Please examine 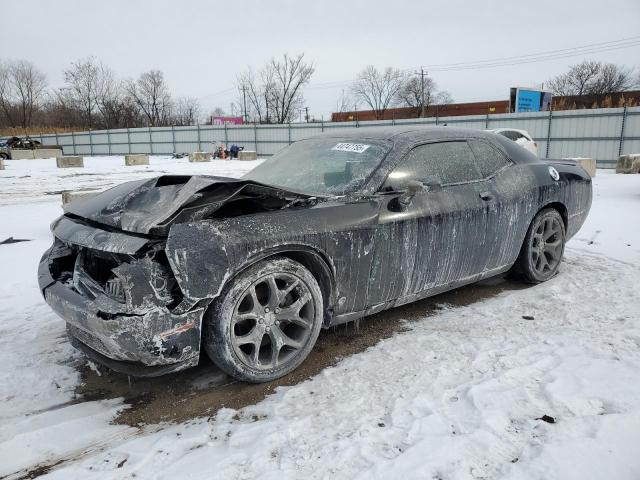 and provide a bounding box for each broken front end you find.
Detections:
[38,215,205,376]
